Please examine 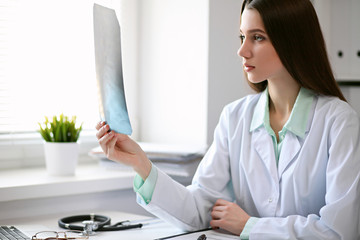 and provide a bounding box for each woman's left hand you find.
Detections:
[210,199,251,236]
